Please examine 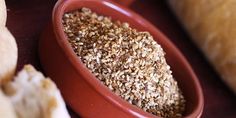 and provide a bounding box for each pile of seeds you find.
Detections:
[62,7,185,118]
